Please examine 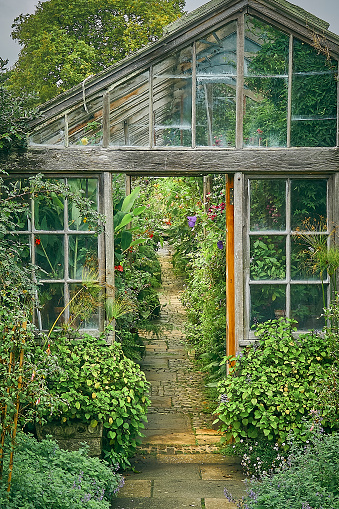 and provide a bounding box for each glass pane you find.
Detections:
[4,179,31,231]
[68,95,103,146]
[244,16,289,147]
[290,119,336,148]
[30,117,66,146]
[250,235,286,280]
[69,283,100,330]
[69,235,98,280]
[250,284,286,326]
[250,179,286,231]
[68,178,98,231]
[34,181,64,230]
[154,78,192,147]
[196,21,237,147]
[291,235,328,280]
[291,284,326,329]
[243,78,288,147]
[291,179,327,230]
[38,283,64,330]
[244,16,289,77]
[196,83,236,147]
[110,71,149,146]
[35,234,64,279]
[291,38,337,147]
